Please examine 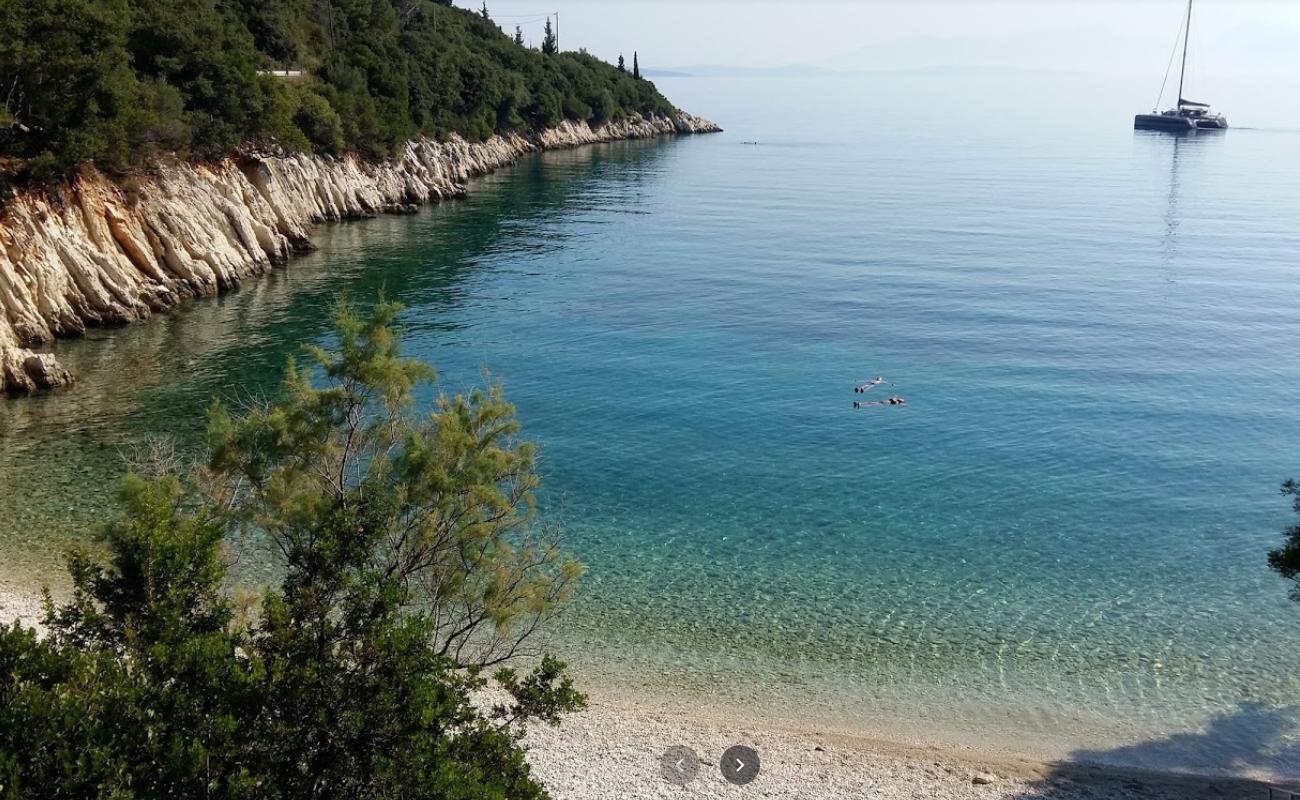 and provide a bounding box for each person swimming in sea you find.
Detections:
[855,376,889,393]
[854,396,905,408]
